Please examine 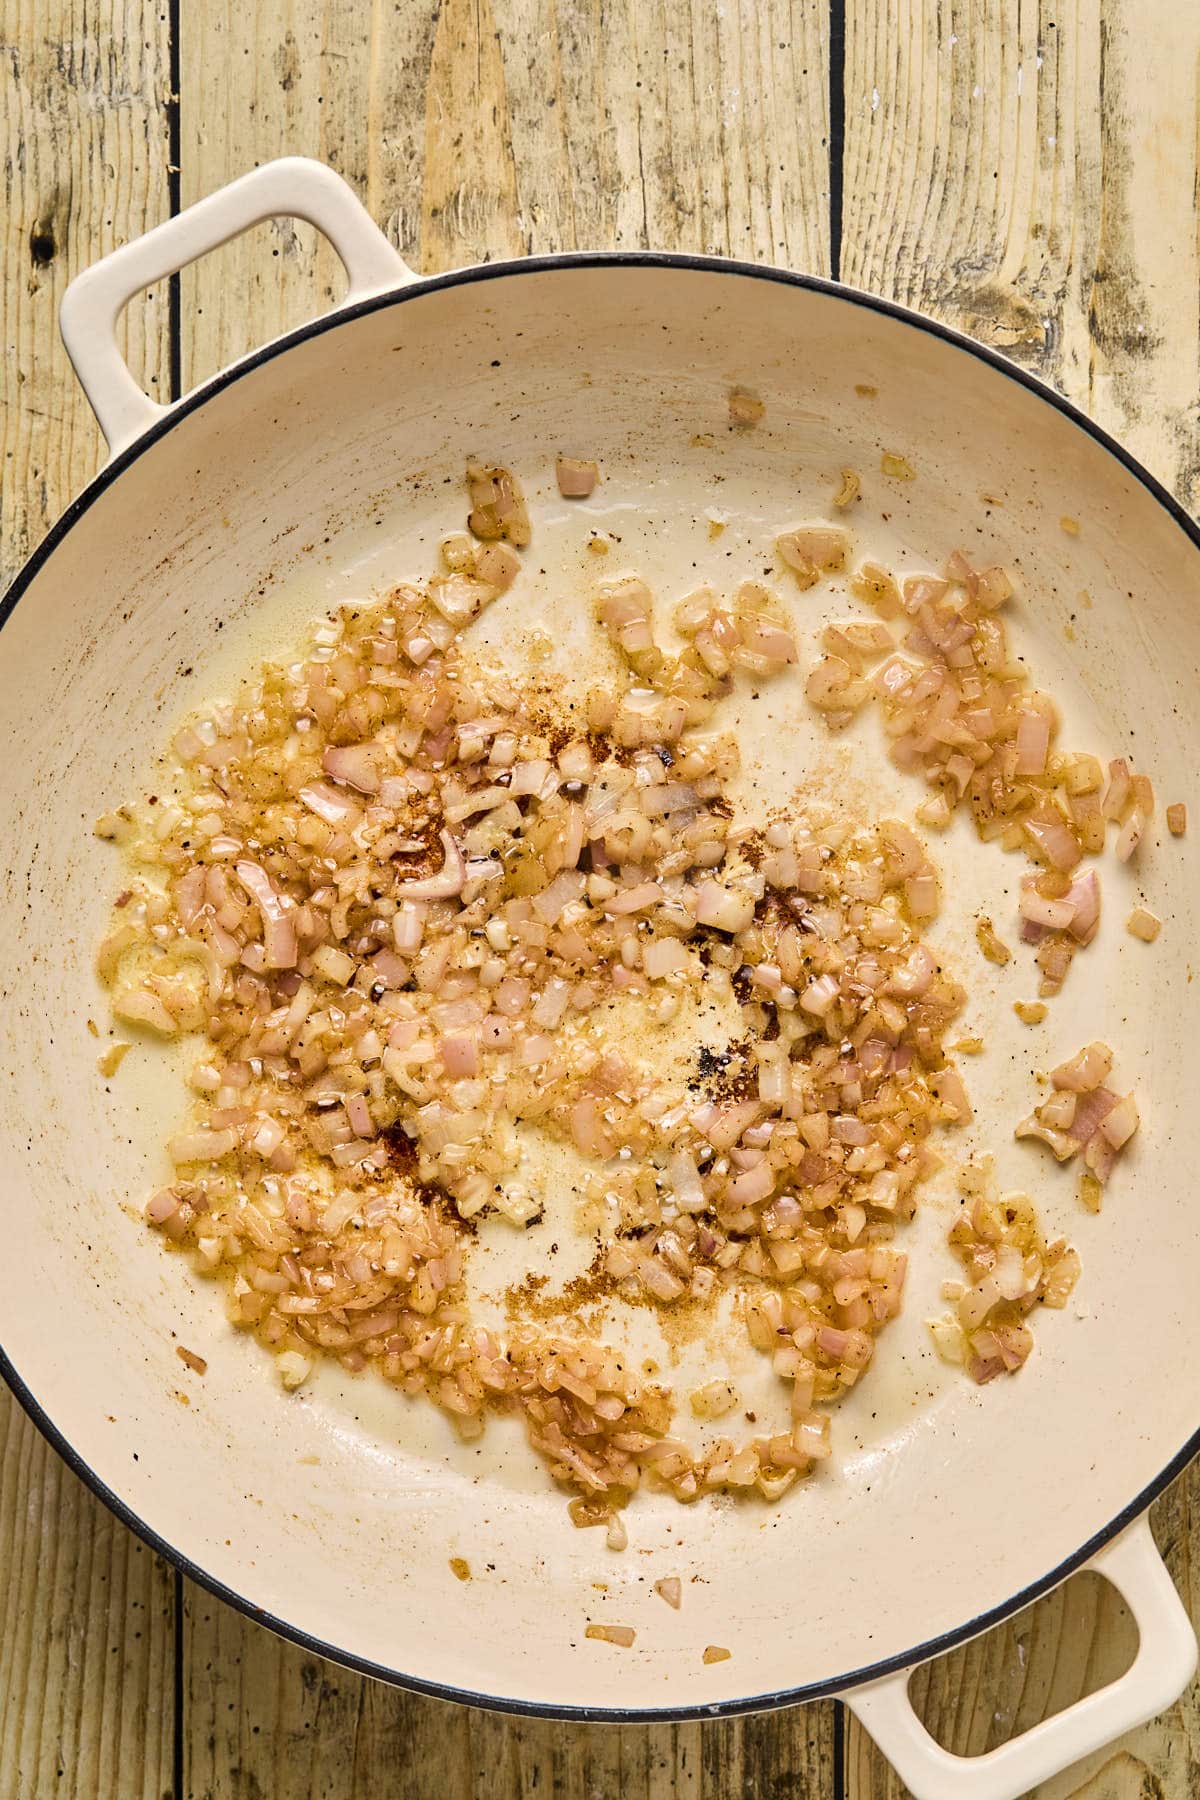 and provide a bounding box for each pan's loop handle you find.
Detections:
[59,156,414,460]
[842,1517,1196,1800]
